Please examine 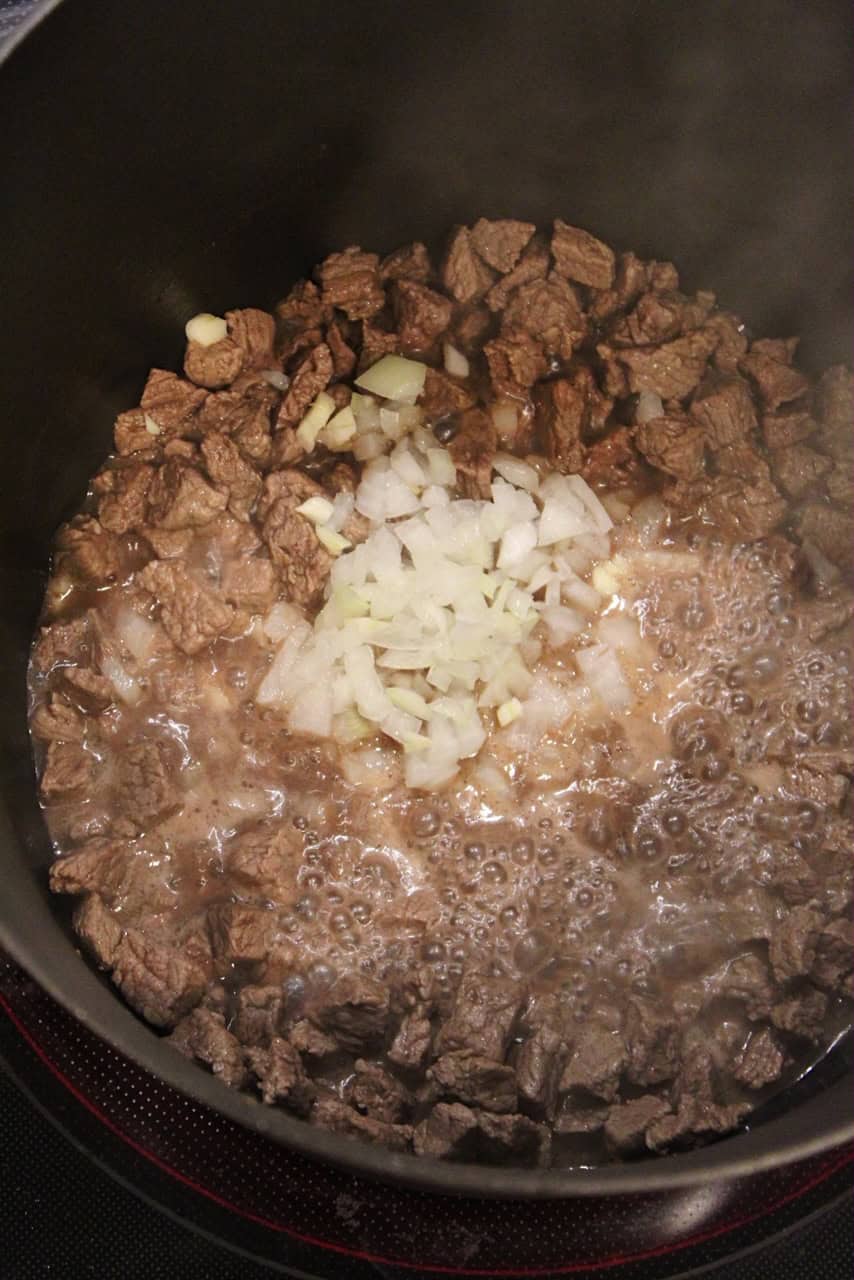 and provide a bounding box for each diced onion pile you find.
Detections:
[256,355,636,790]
